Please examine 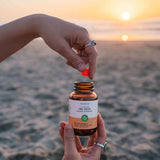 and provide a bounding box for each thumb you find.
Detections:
[64,124,77,154]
